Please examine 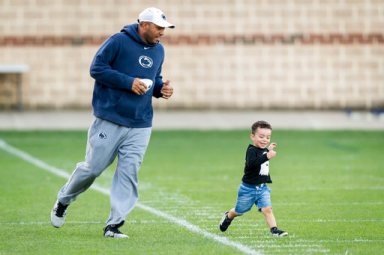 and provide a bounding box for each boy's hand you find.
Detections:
[267,150,277,159]
[267,143,277,159]
[268,143,277,150]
